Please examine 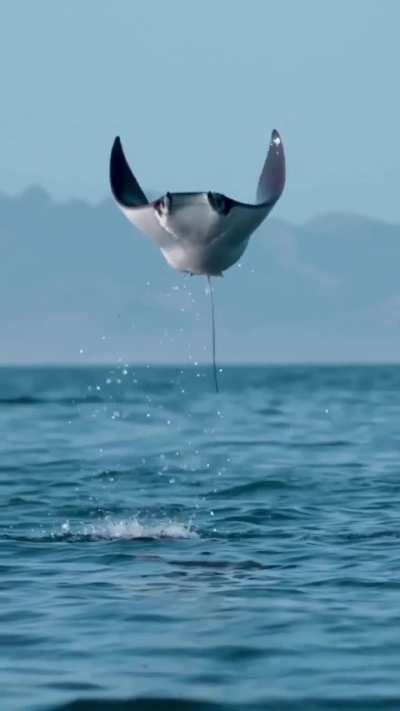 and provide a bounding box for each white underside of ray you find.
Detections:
[120,195,269,275]
[110,129,285,276]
